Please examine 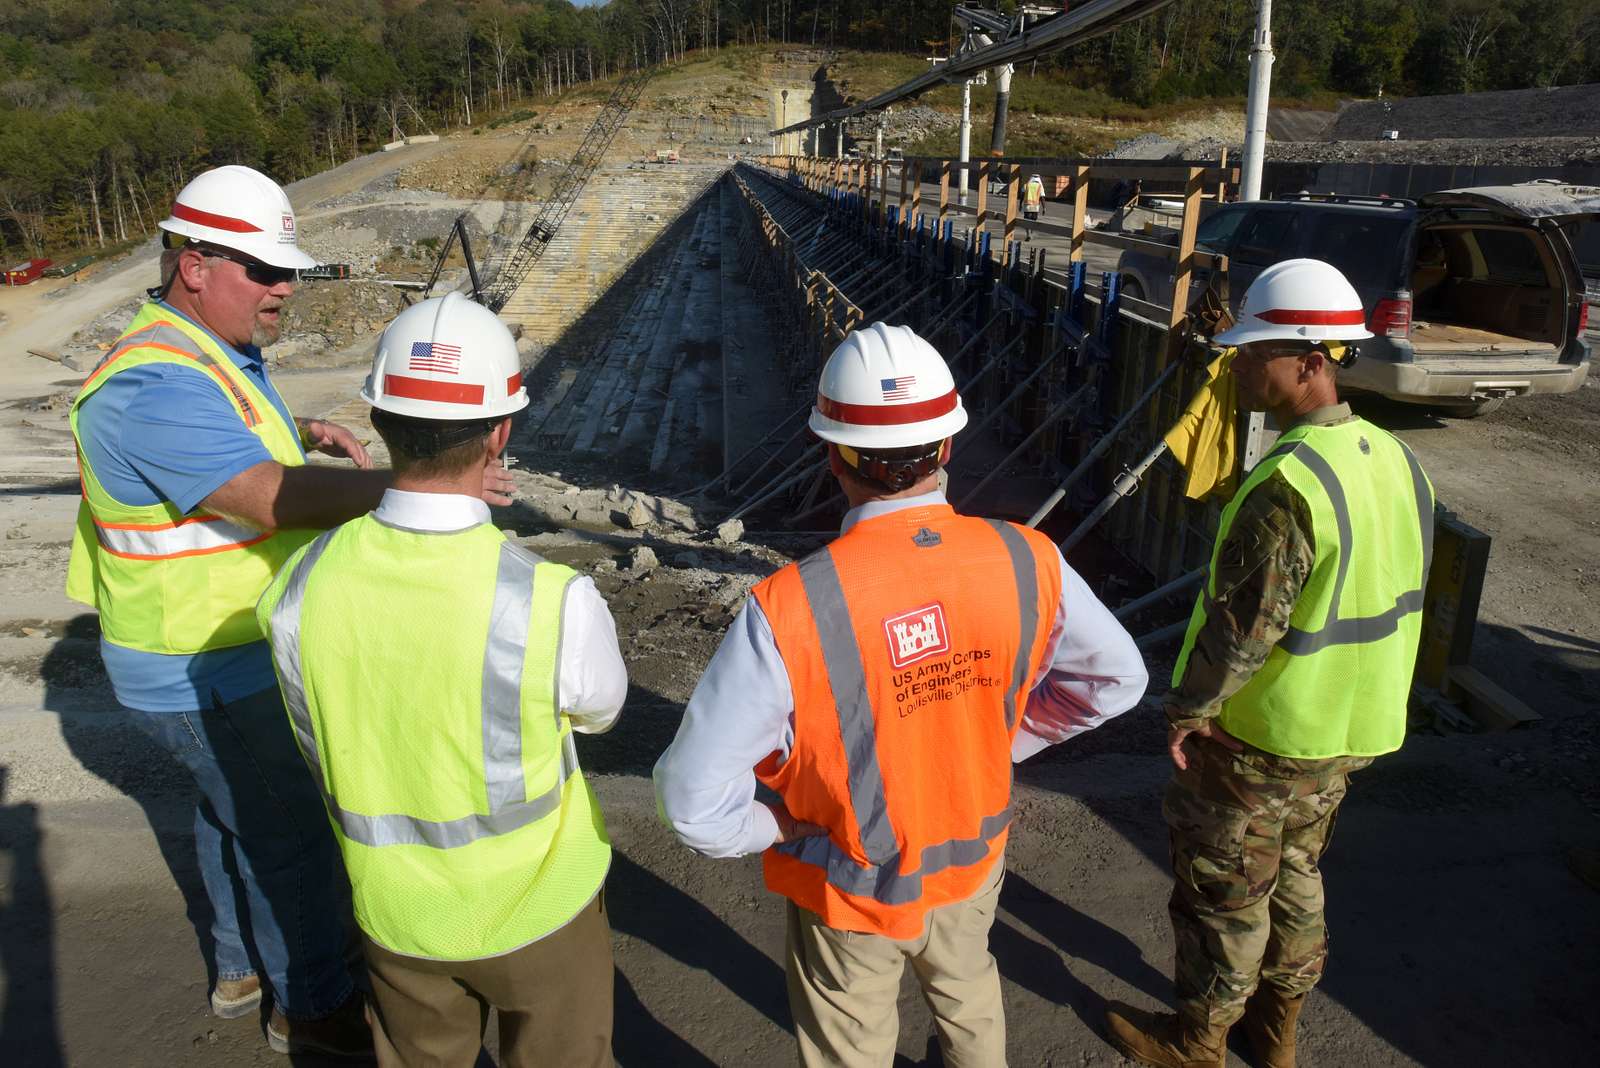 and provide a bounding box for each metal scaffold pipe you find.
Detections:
[1058,438,1171,555]
[953,382,1094,512]
[1113,567,1206,621]
[727,453,826,524]
[1135,619,1191,650]
[956,341,1067,447]
[688,401,811,497]
[1025,356,1184,528]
